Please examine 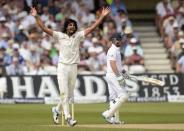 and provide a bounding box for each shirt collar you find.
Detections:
[65,32,77,38]
[112,44,120,50]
